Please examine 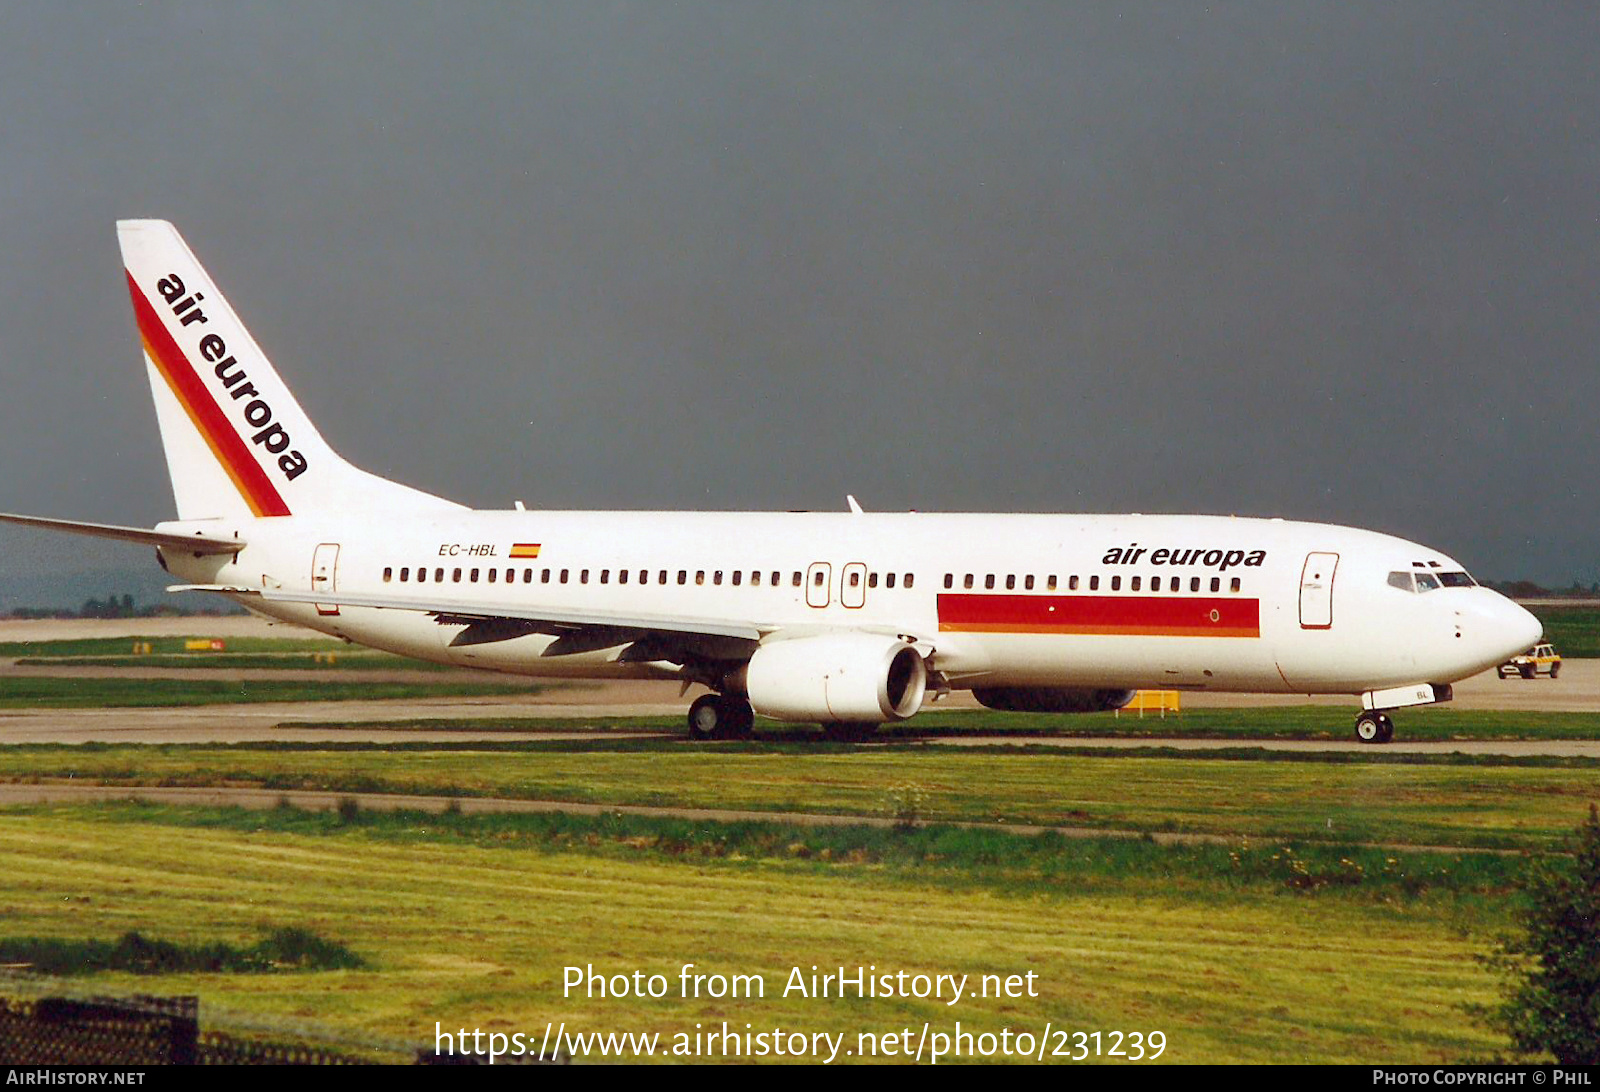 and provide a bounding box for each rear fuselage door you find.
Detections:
[1299,551,1338,629]
[312,542,341,616]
